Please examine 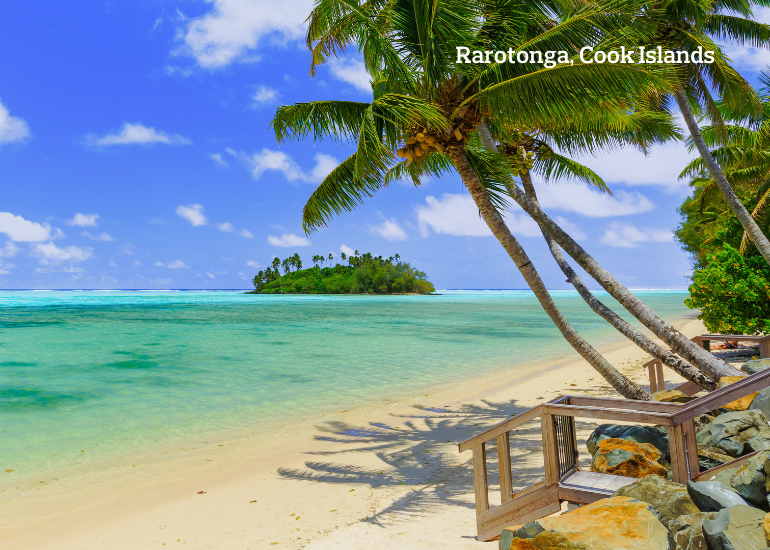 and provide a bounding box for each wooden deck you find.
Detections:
[459,365,770,541]
[693,333,770,358]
